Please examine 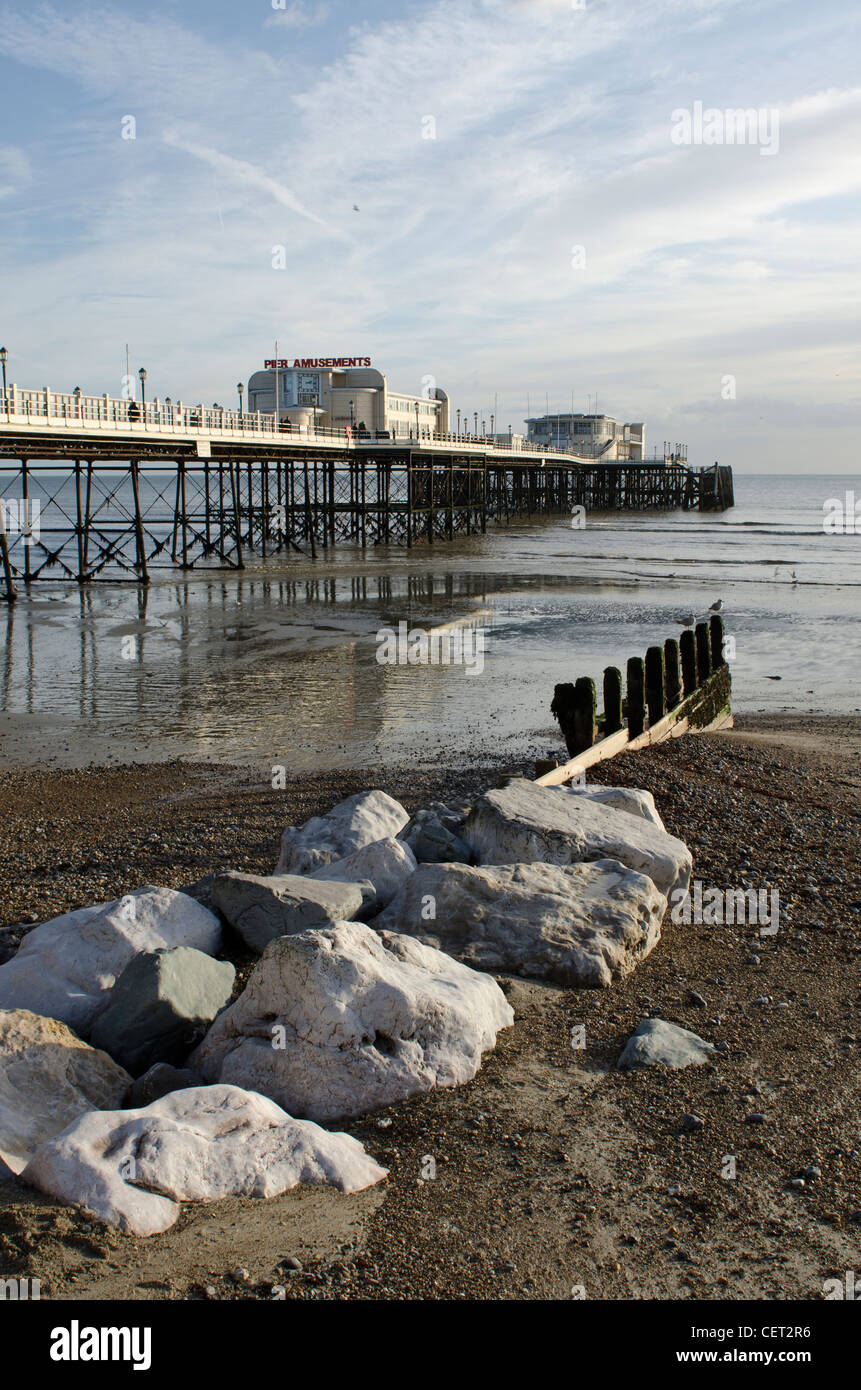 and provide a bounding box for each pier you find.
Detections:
[0,386,733,598]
